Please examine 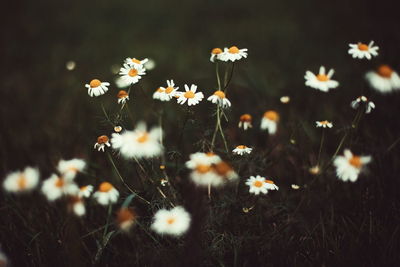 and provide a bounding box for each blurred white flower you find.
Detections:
[316,120,333,128]
[151,206,191,237]
[144,58,156,70]
[185,152,221,169]
[238,114,252,130]
[333,149,371,182]
[207,90,231,108]
[365,64,400,93]
[219,46,248,62]
[41,174,79,201]
[260,110,279,135]
[350,96,375,114]
[85,79,110,97]
[78,185,93,198]
[348,41,379,60]
[280,96,290,104]
[176,84,204,106]
[65,60,76,71]
[116,207,136,232]
[305,66,339,92]
[3,167,39,193]
[68,196,86,217]
[124,57,148,68]
[57,159,86,180]
[93,182,119,206]
[232,145,253,155]
[114,126,123,133]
